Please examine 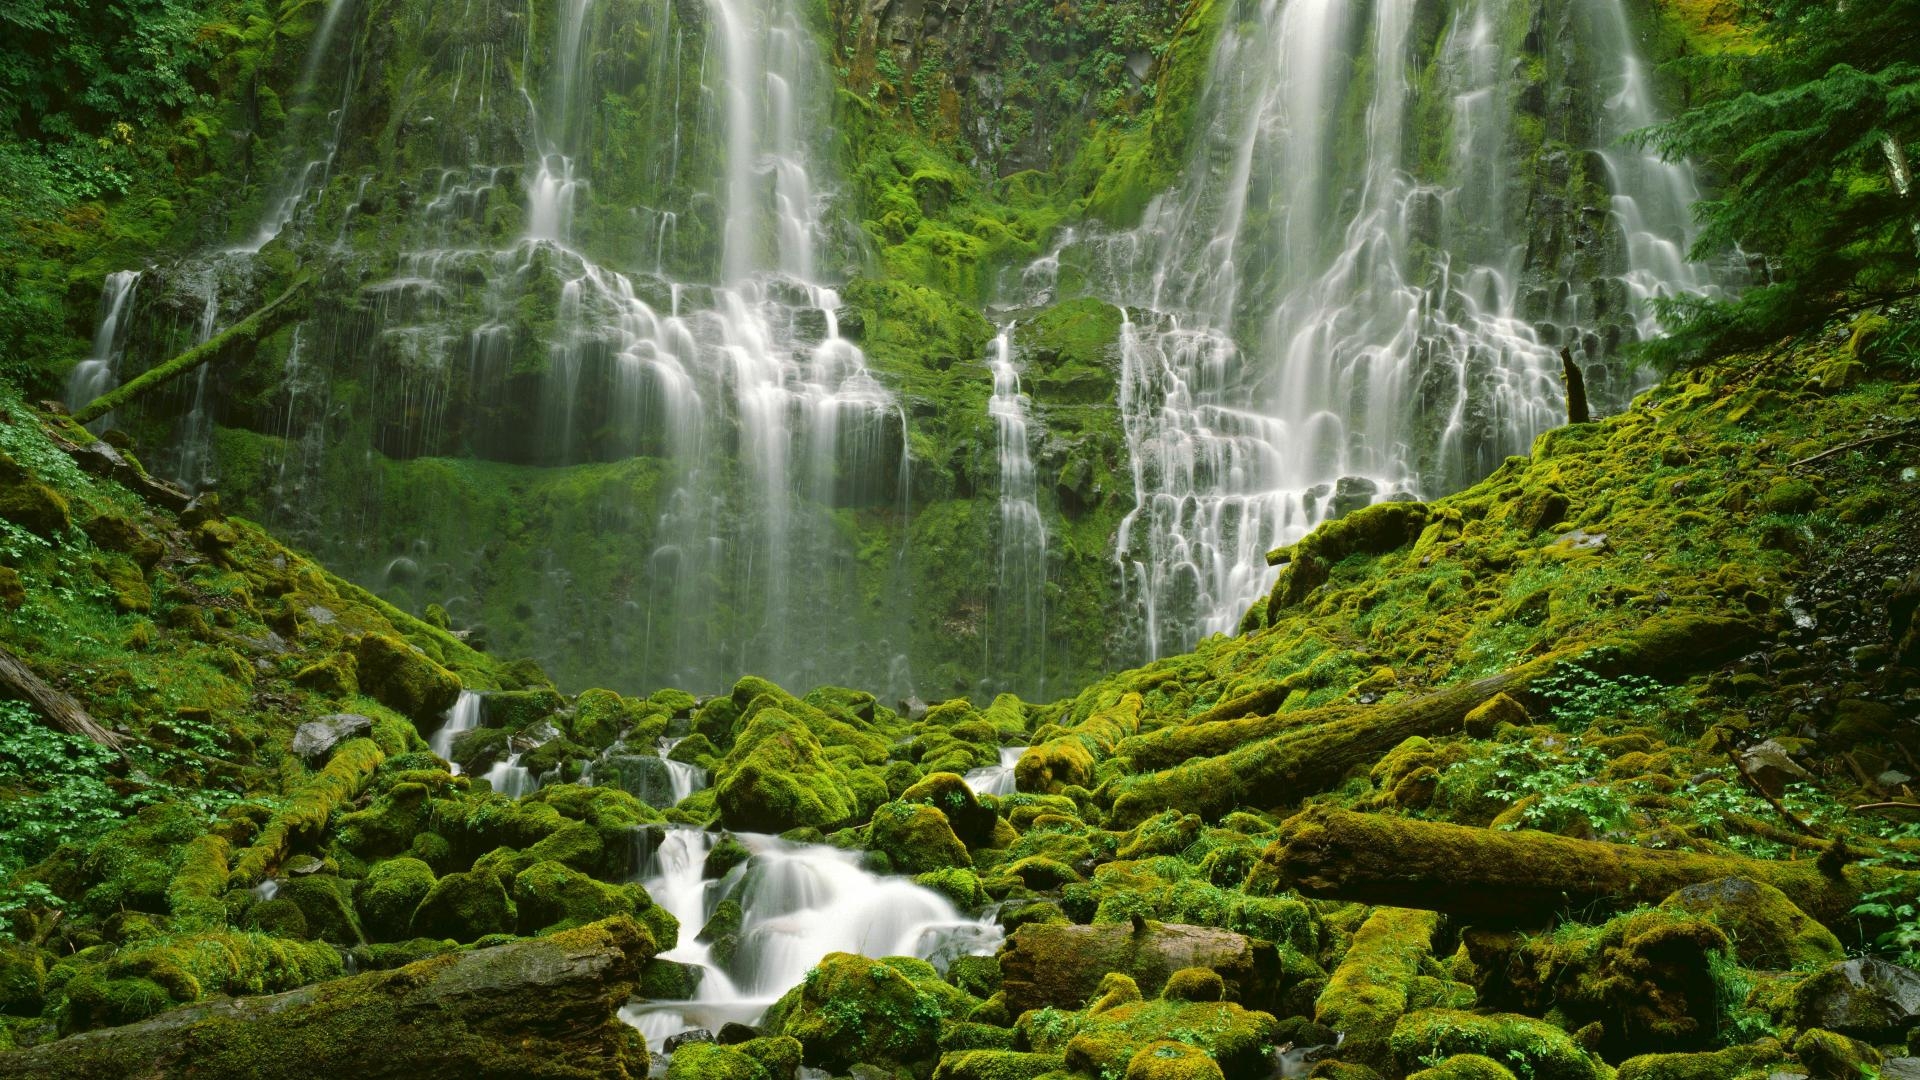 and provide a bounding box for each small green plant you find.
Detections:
[1483,739,1634,836]
[1532,653,1675,728]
